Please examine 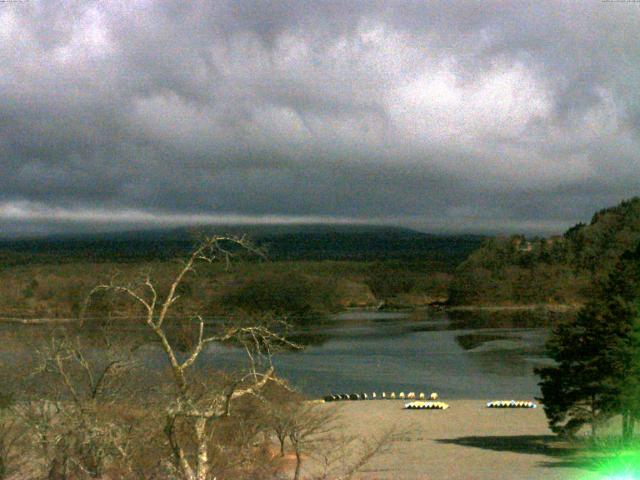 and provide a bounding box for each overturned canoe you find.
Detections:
[486,400,537,408]
[404,401,449,410]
